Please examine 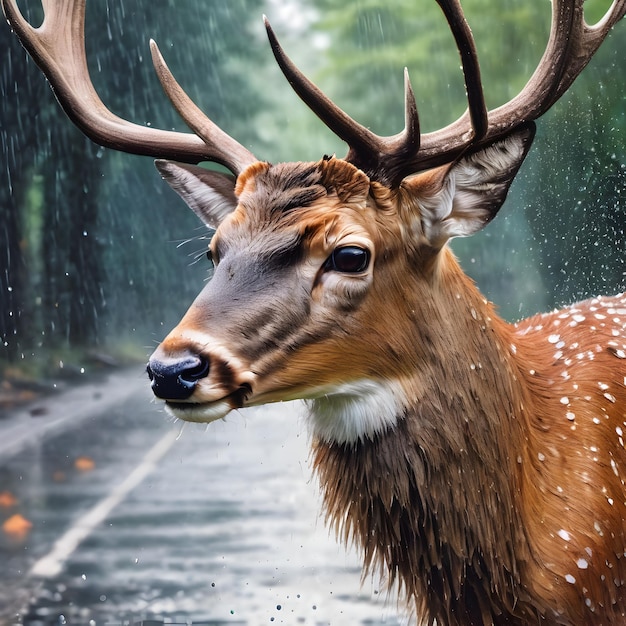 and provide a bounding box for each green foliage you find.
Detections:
[311,0,548,132]
[83,0,271,348]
